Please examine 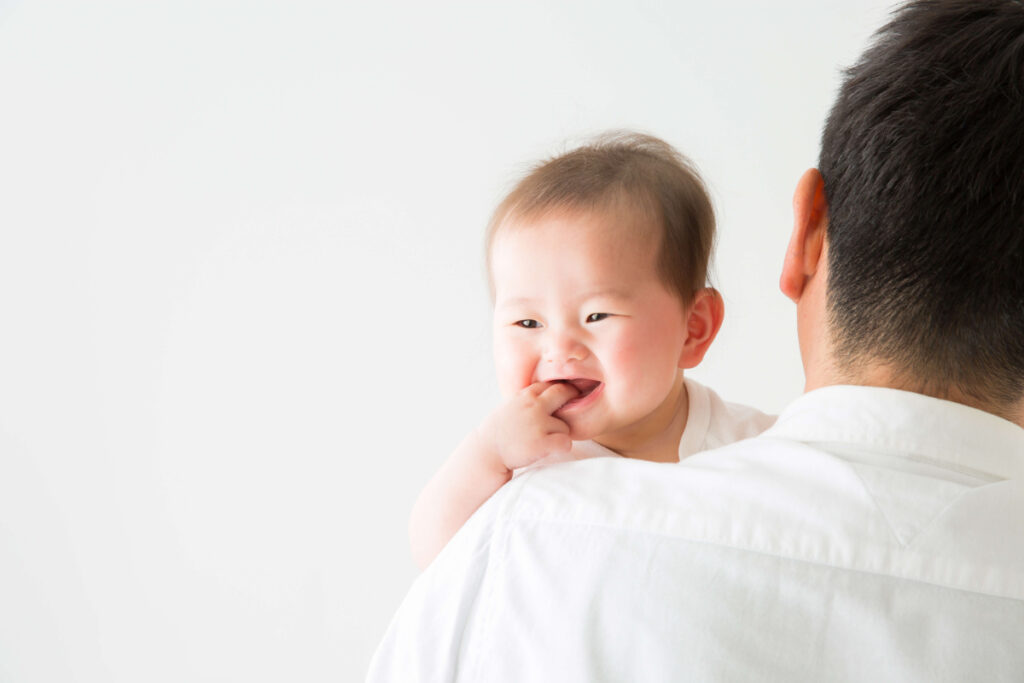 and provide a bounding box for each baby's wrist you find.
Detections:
[466,427,512,479]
